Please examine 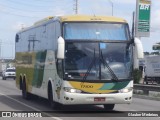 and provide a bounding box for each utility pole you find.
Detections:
[108,0,113,16]
[73,0,78,14]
